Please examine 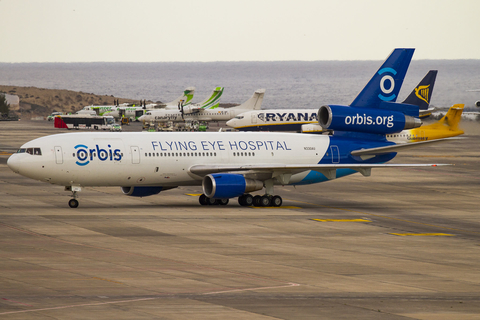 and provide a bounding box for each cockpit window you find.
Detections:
[17,148,42,155]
